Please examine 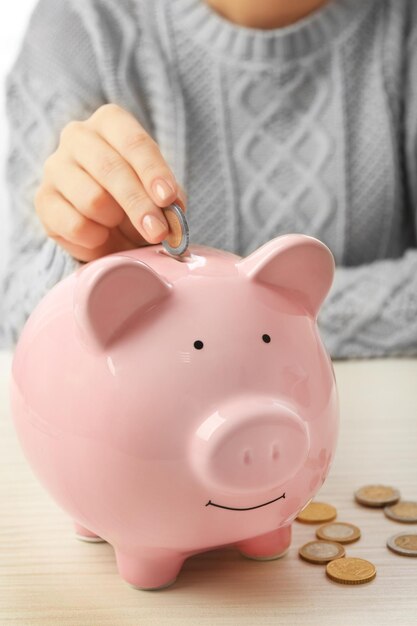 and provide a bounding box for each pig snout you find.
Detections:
[191,399,310,494]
